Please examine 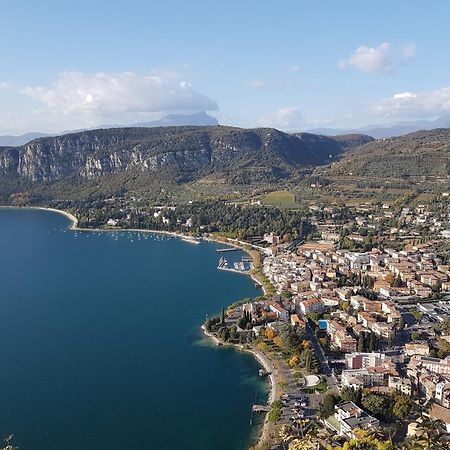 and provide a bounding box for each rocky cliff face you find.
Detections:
[0,126,368,182]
